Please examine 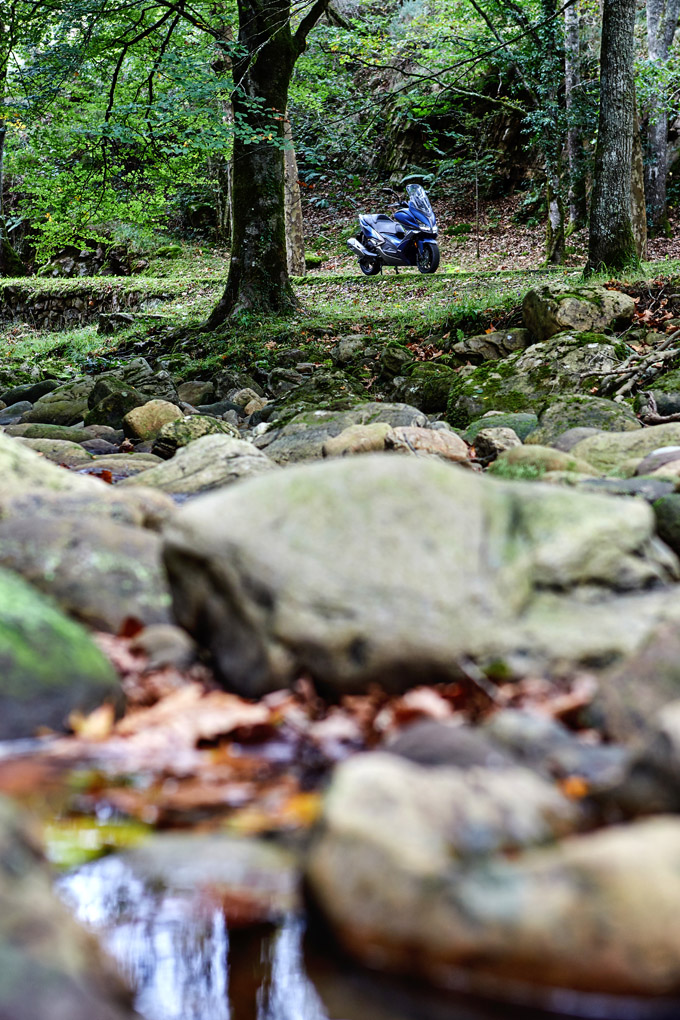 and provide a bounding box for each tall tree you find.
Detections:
[564,0,587,226]
[205,0,329,325]
[645,0,680,234]
[586,0,638,272]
